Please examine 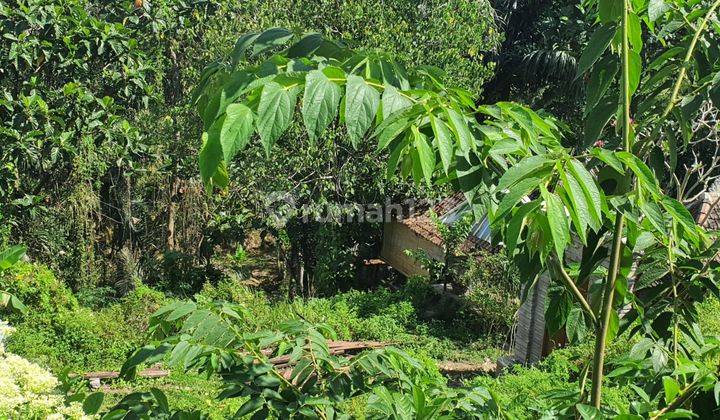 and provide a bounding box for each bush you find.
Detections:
[469,345,634,417]
[2,0,501,297]
[699,296,720,336]
[205,0,499,92]
[0,262,78,317]
[0,323,86,419]
[4,270,167,371]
